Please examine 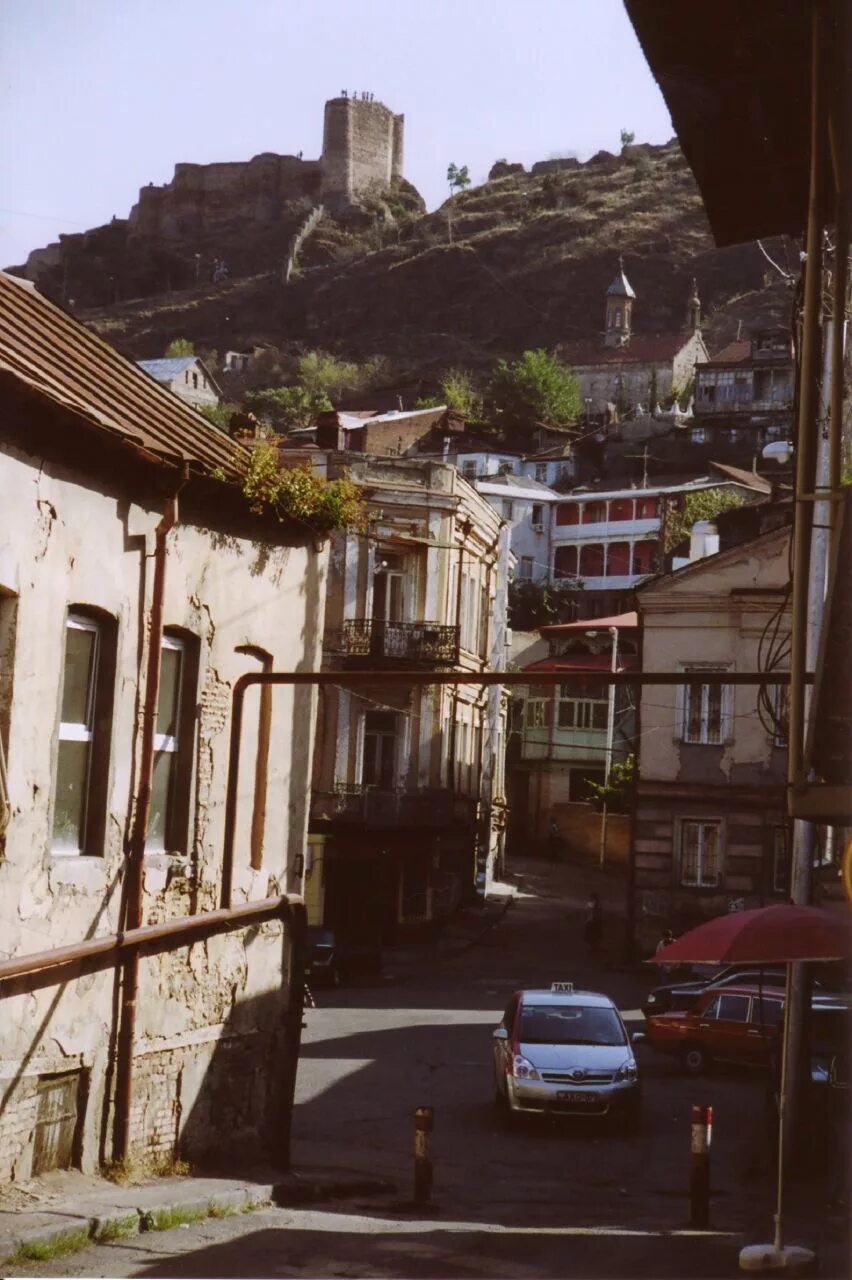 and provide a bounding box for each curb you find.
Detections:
[1,1170,395,1268]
